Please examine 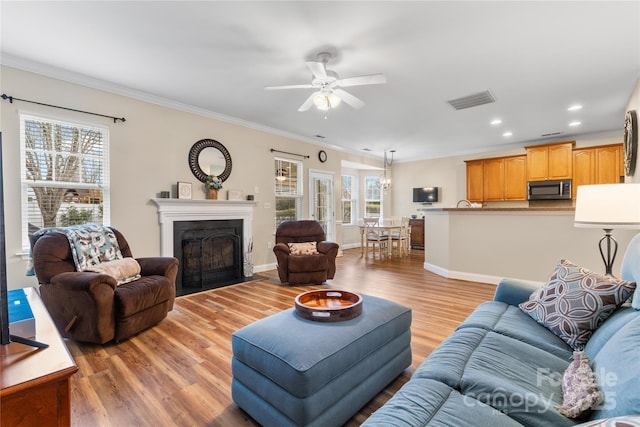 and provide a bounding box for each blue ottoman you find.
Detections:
[231,294,412,427]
